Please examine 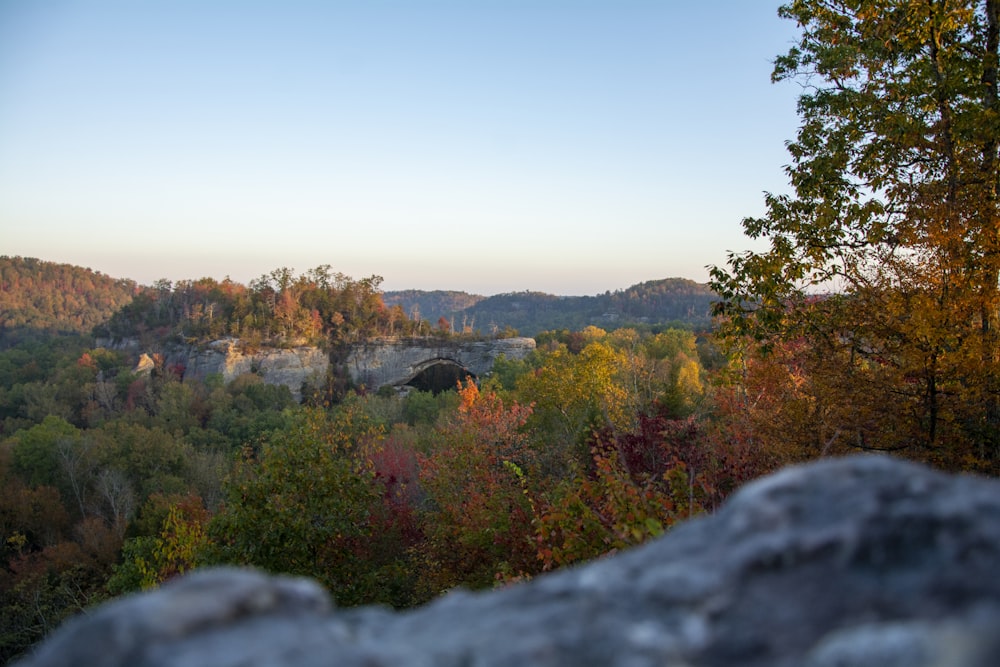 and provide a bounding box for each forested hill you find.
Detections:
[0,256,137,344]
[384,278,716,337]
[381,290,486,323]
[1,257,715,345]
